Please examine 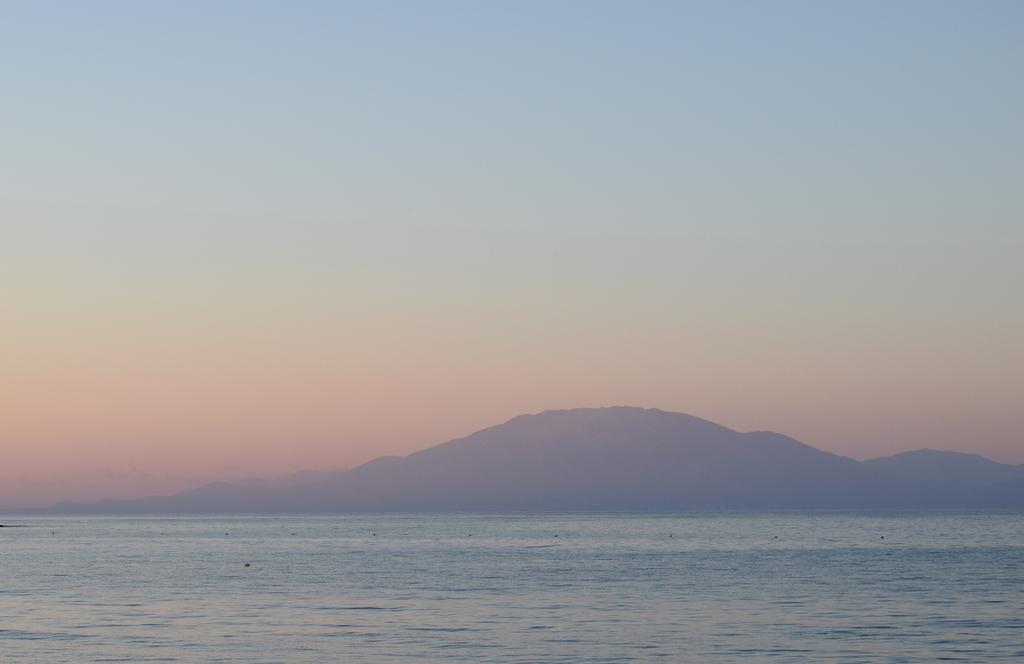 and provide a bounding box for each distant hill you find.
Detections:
[36,408,1024,513]
[232,468,349,489]
[863,449,1024,487]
